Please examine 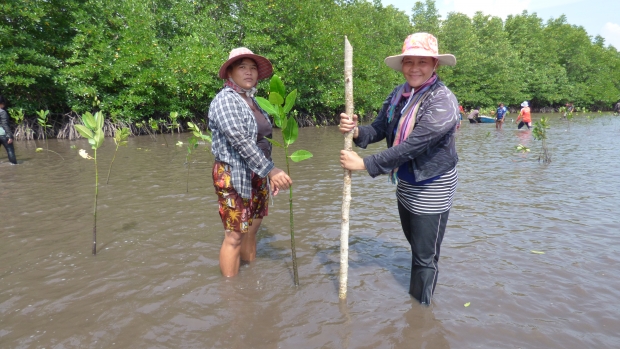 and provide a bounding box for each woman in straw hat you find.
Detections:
[209,47,292,277]
[338,33,459,305]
